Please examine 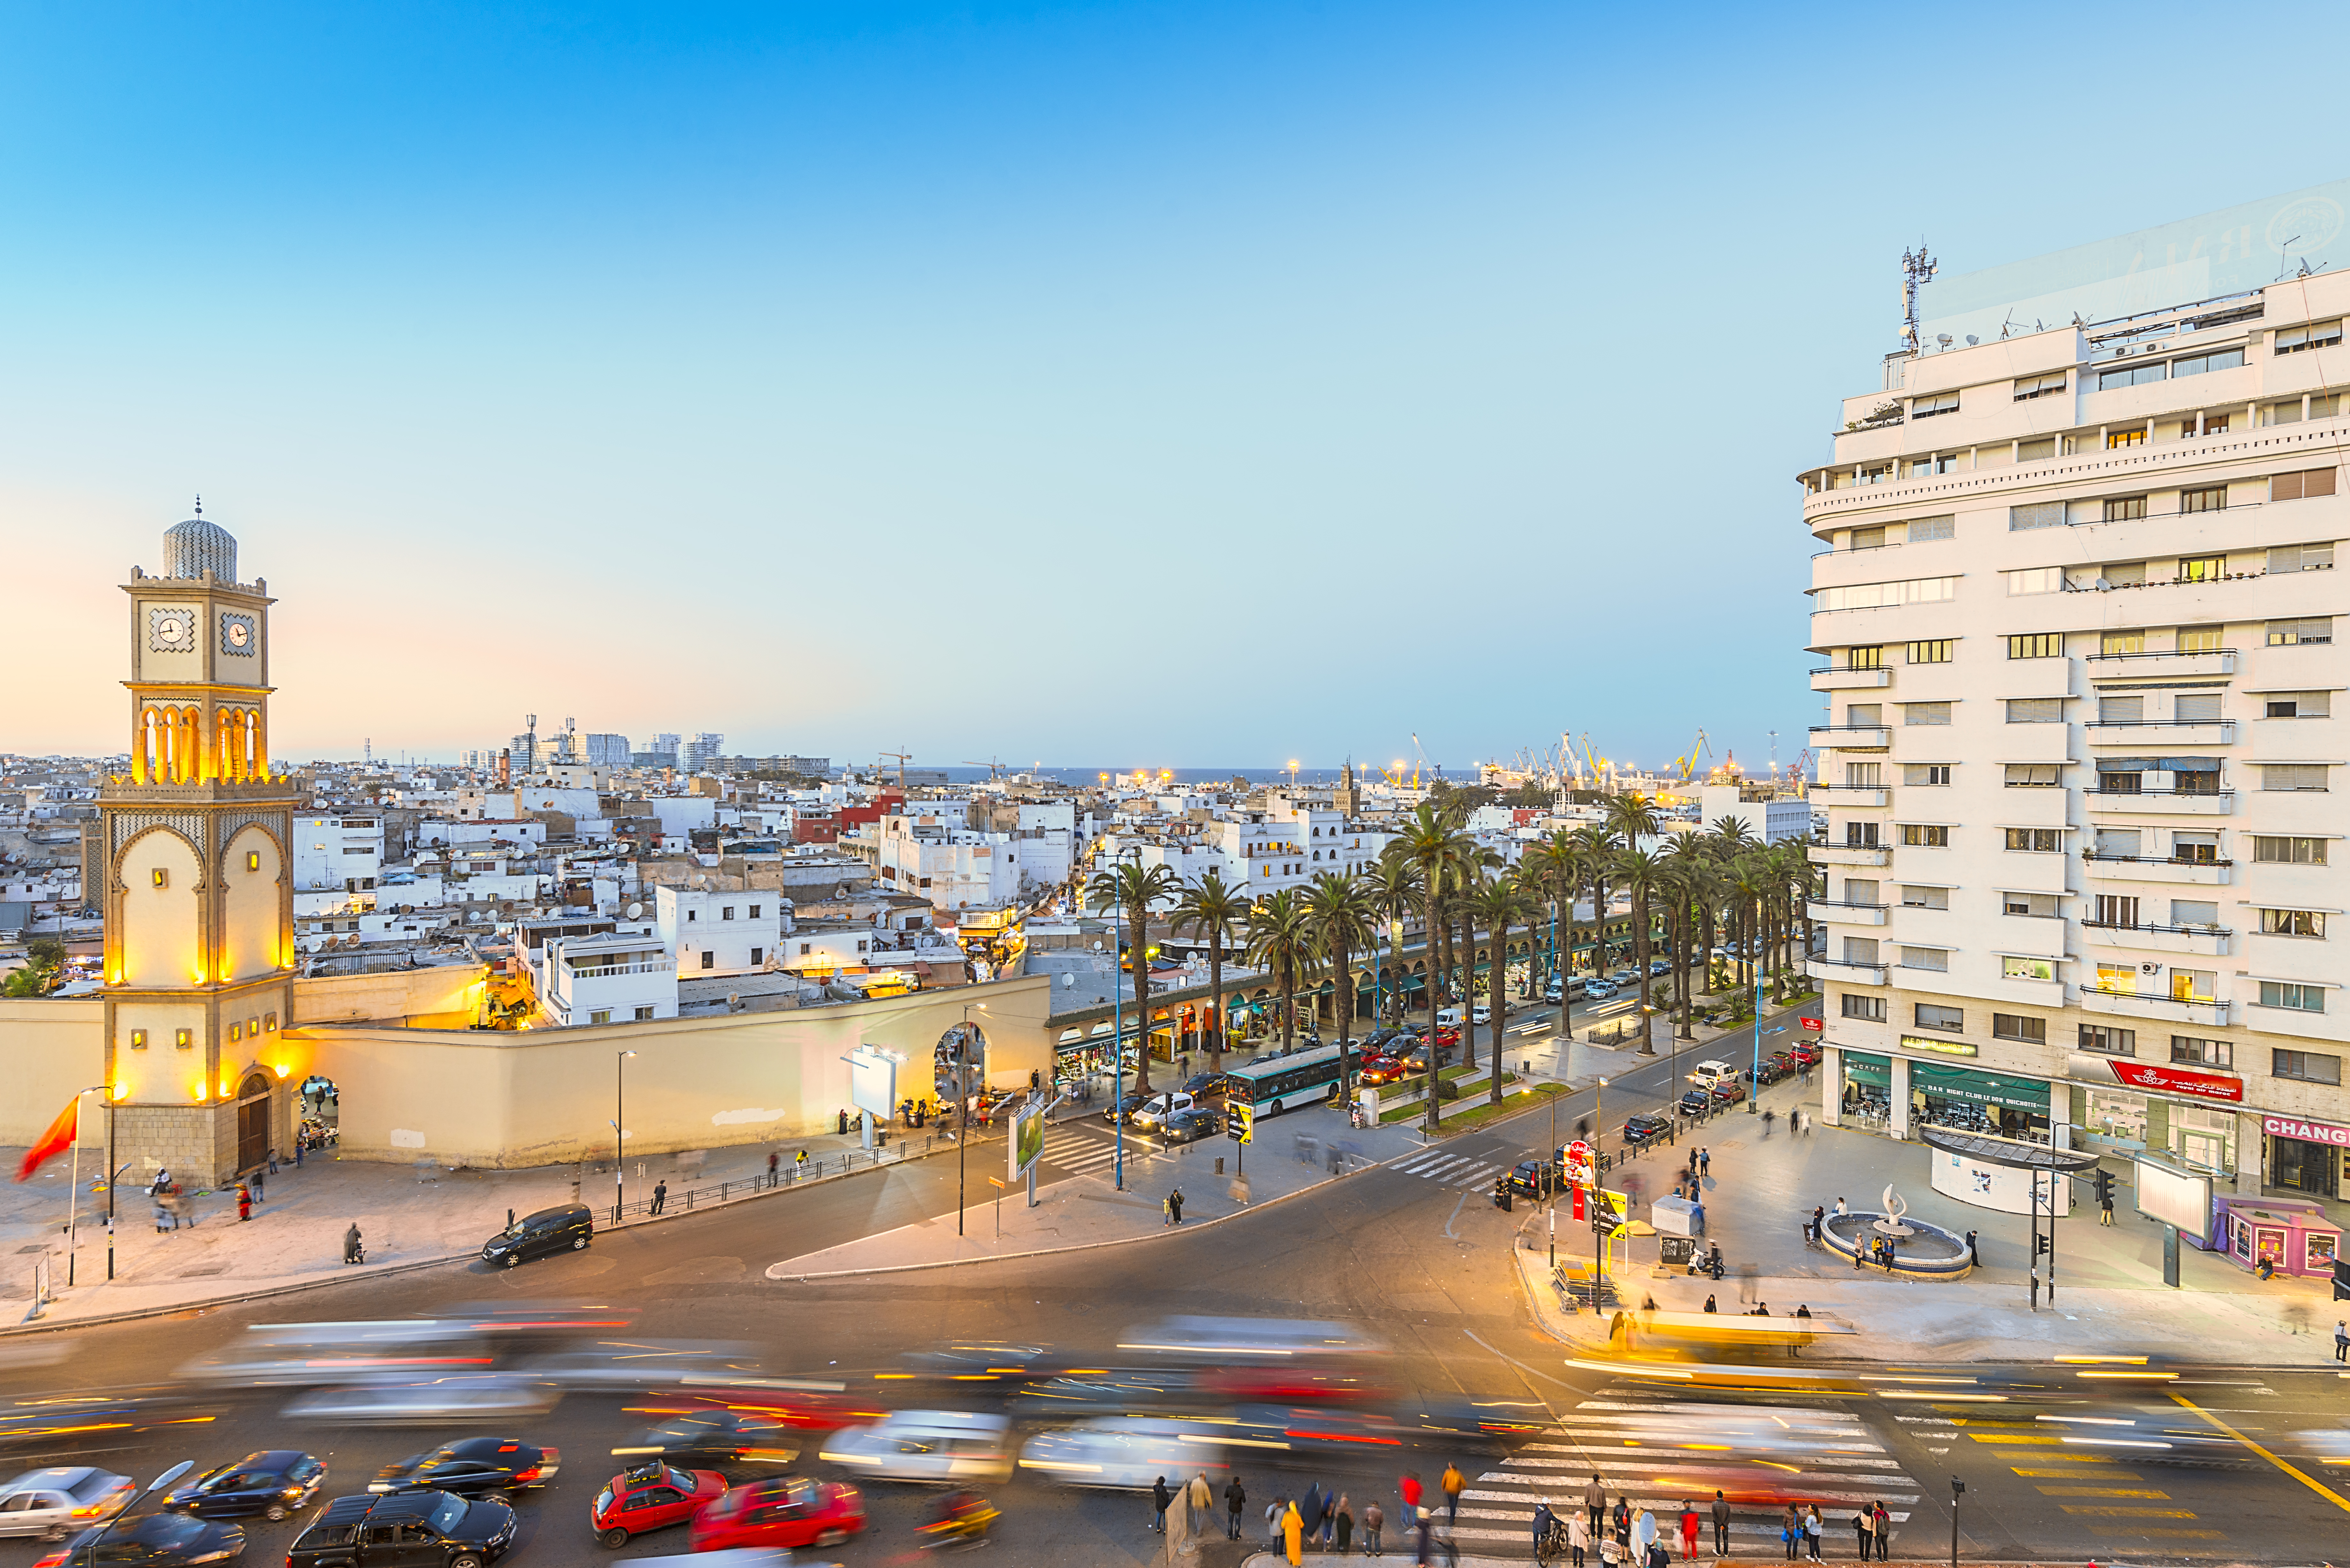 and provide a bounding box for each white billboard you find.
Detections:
[844,1045,900,1120]
[1010,1098,1045,1181]
[2133,1159,2211,1243]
